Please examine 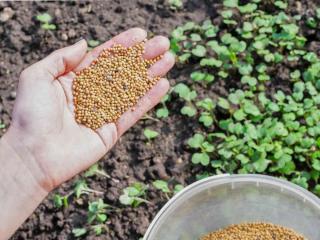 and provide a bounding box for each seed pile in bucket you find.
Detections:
[201,222,306,240]
[73,41,161,130]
